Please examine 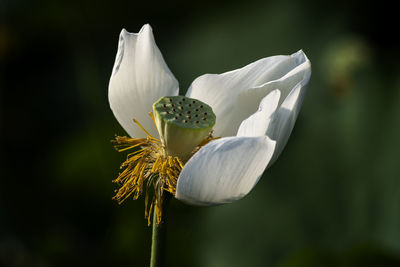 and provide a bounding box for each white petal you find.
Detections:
[237,89,281,137]
[186,51,308,137]
[235,50,310,122]
[109,24,179,138]
[266,63,311,165]
[175,136,276,206]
